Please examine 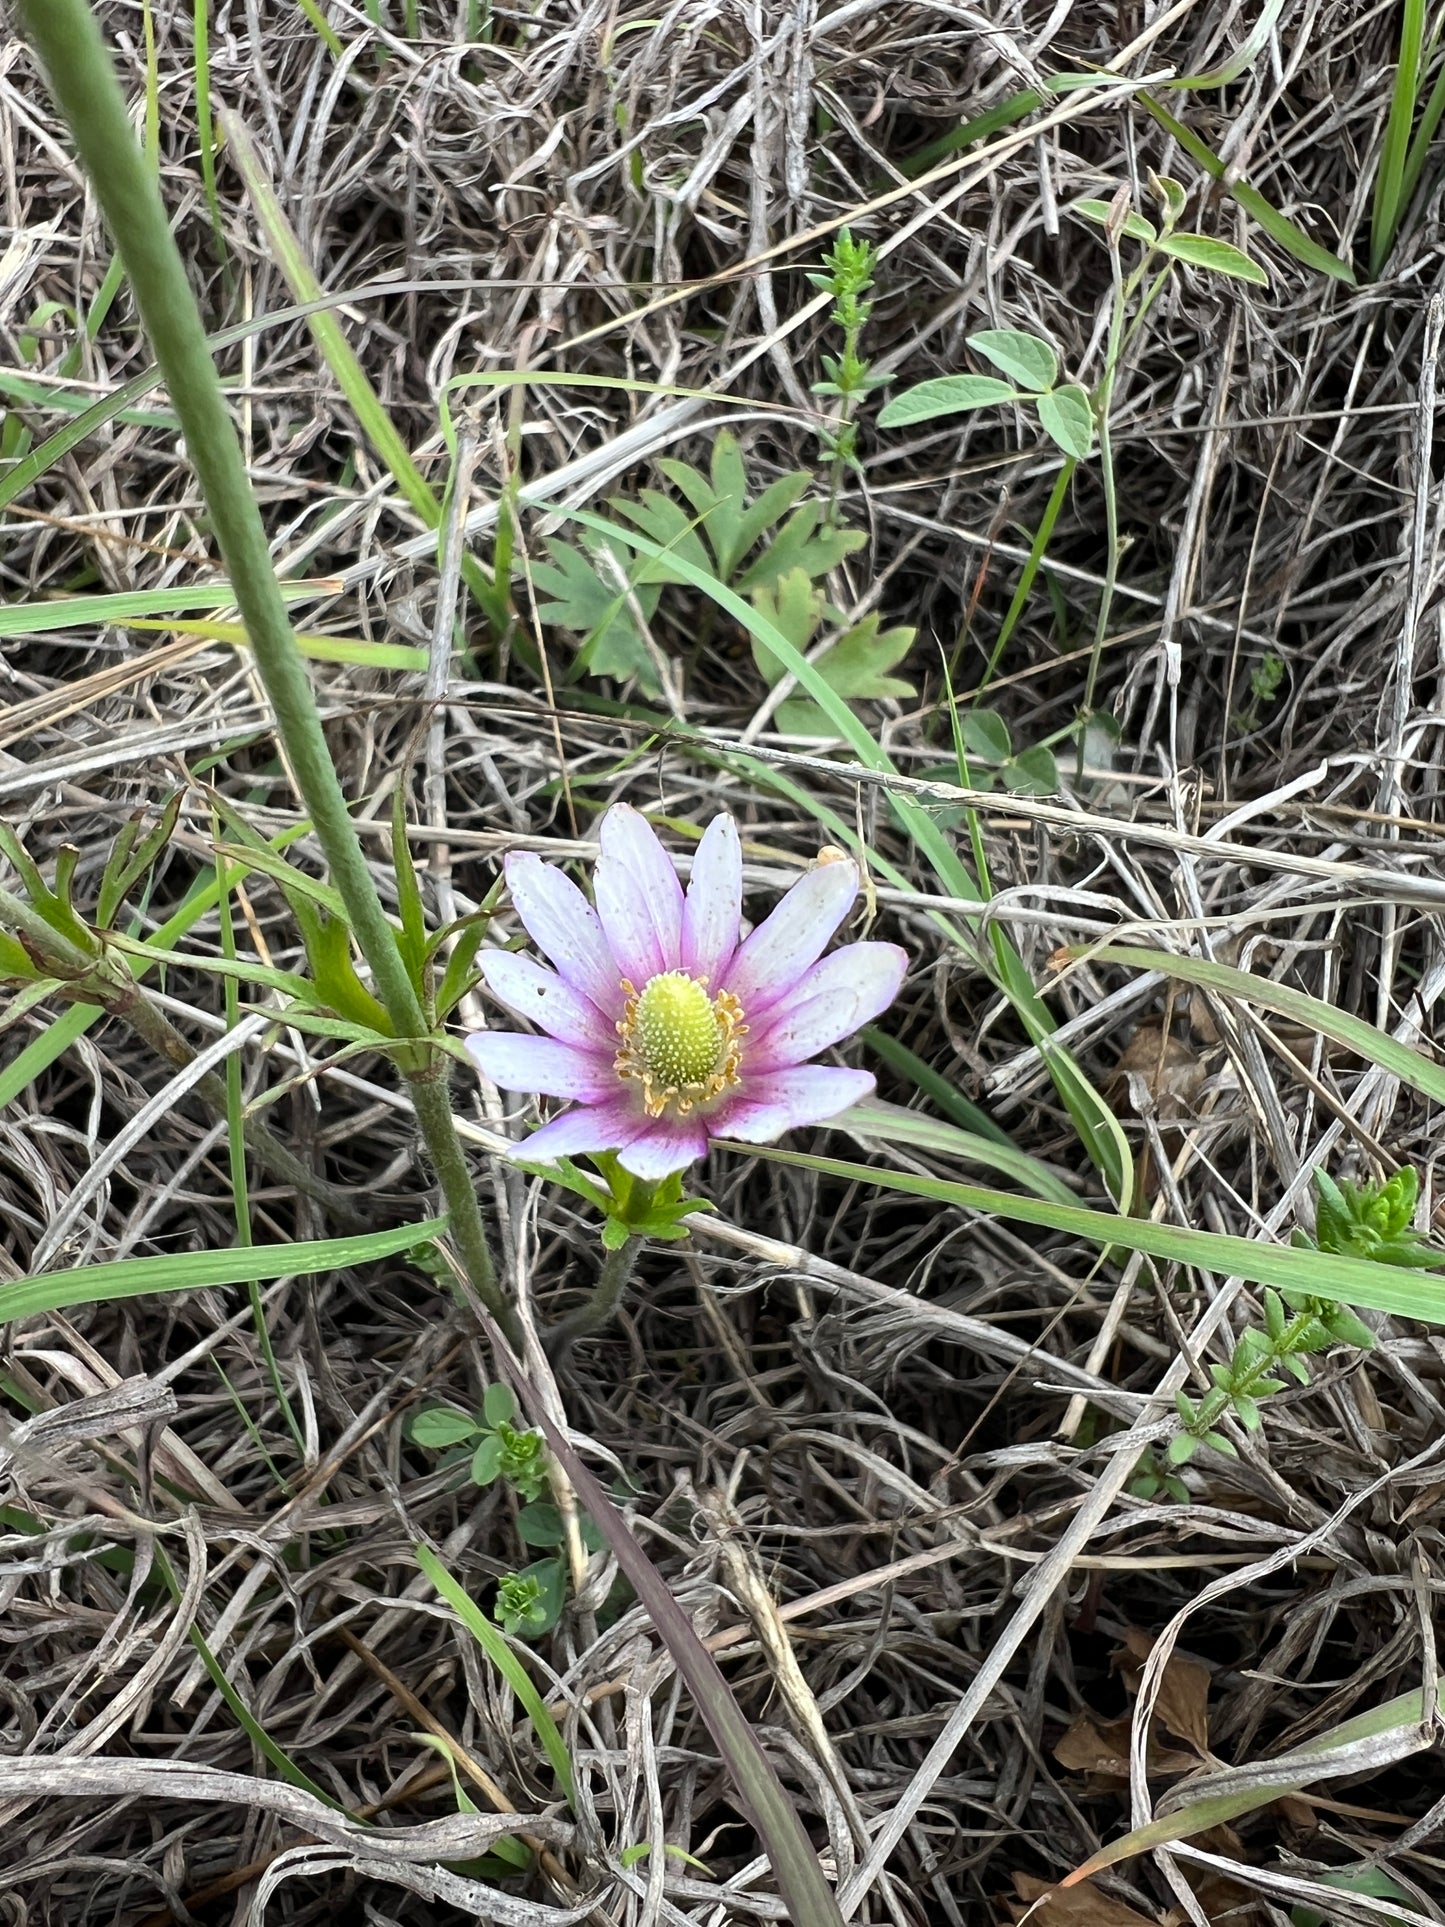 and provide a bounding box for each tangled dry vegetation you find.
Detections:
[4,0,1445,1922]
